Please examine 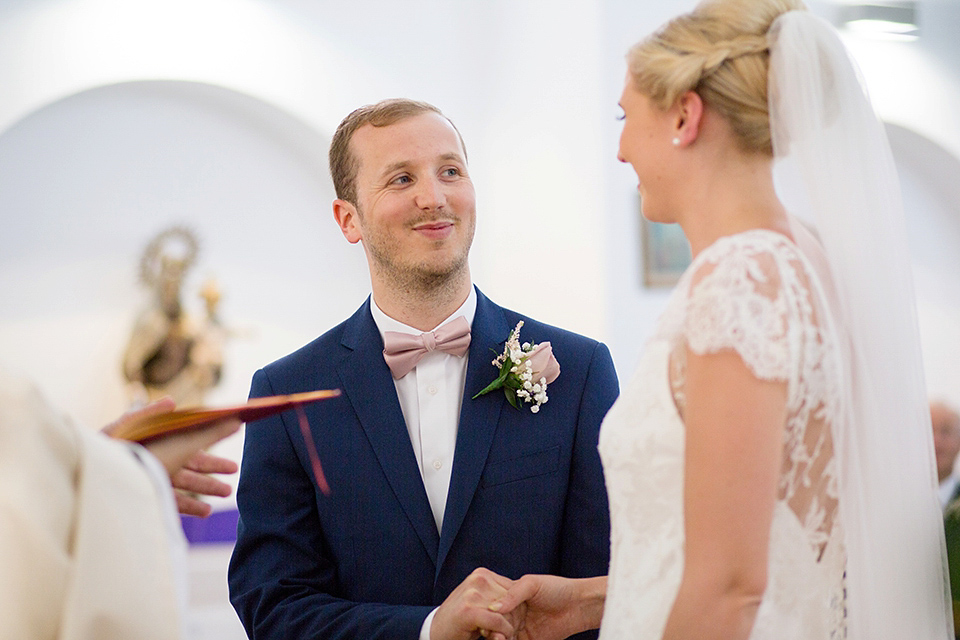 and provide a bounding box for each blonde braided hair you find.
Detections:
[627,0,806,155]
